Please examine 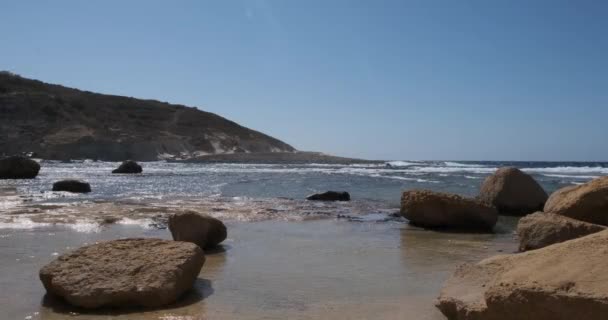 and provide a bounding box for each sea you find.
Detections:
[0,160,606,319]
